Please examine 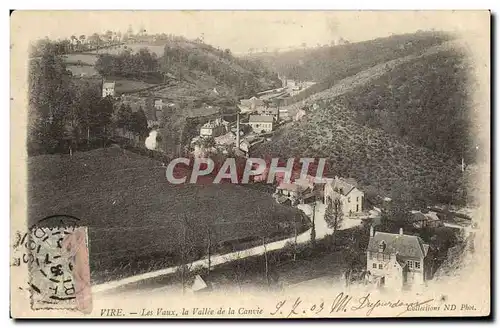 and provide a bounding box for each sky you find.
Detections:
[11,11,486,54]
